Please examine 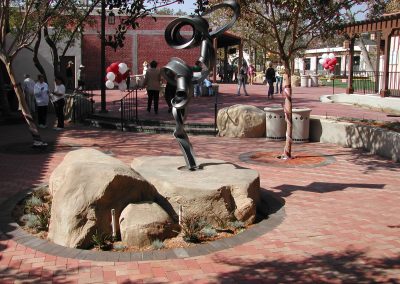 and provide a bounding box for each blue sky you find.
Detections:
[168,1,197,13]
[166,1,368,20]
